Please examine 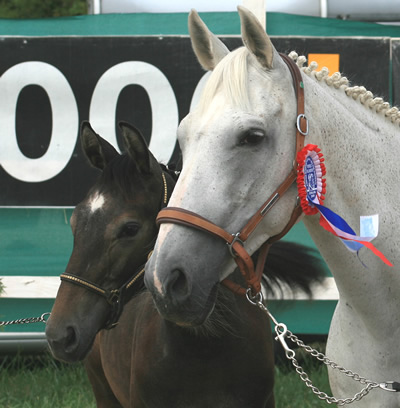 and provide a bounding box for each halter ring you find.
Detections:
[296,114,309,136]
[227,232,244,257]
